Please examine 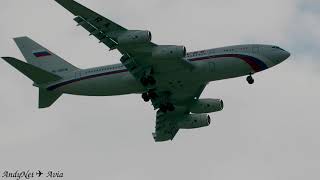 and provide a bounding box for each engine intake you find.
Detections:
[117,30,152,45]
[178,114,211,129]
[152,45,187,60]
[190,99,224,113]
